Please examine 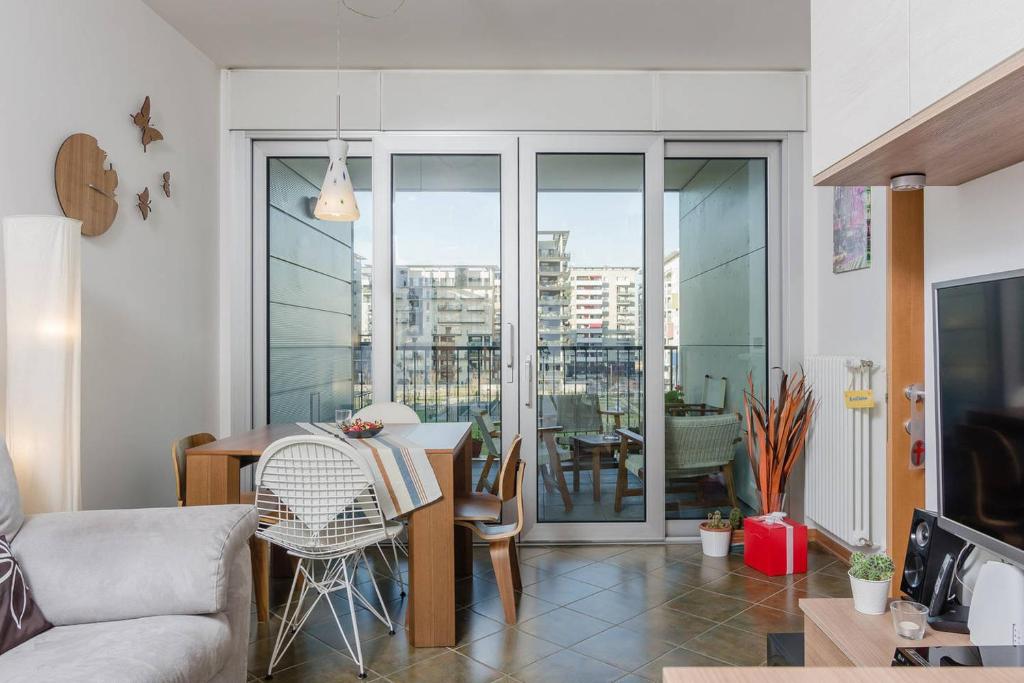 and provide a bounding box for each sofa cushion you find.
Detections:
[0,613,232,683]
[0,535,51,655]
[0,440,24,539]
